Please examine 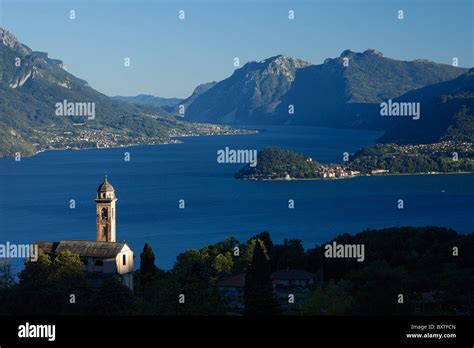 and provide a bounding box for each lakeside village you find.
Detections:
[36,124,256,152]
[276,160,364,180]
[302,162,363,180]
[307,141,474,180]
